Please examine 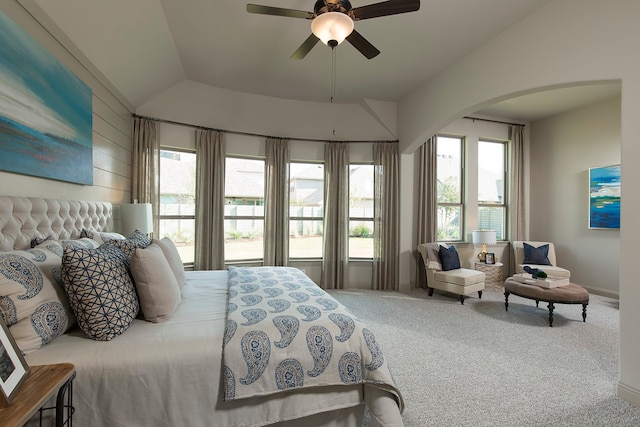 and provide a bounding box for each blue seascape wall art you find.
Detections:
[589,164,620,229]
[0,9,92,185]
